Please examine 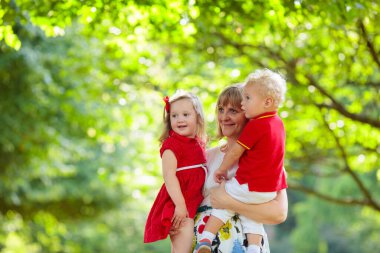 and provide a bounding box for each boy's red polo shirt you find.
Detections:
[236,111,287,192]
